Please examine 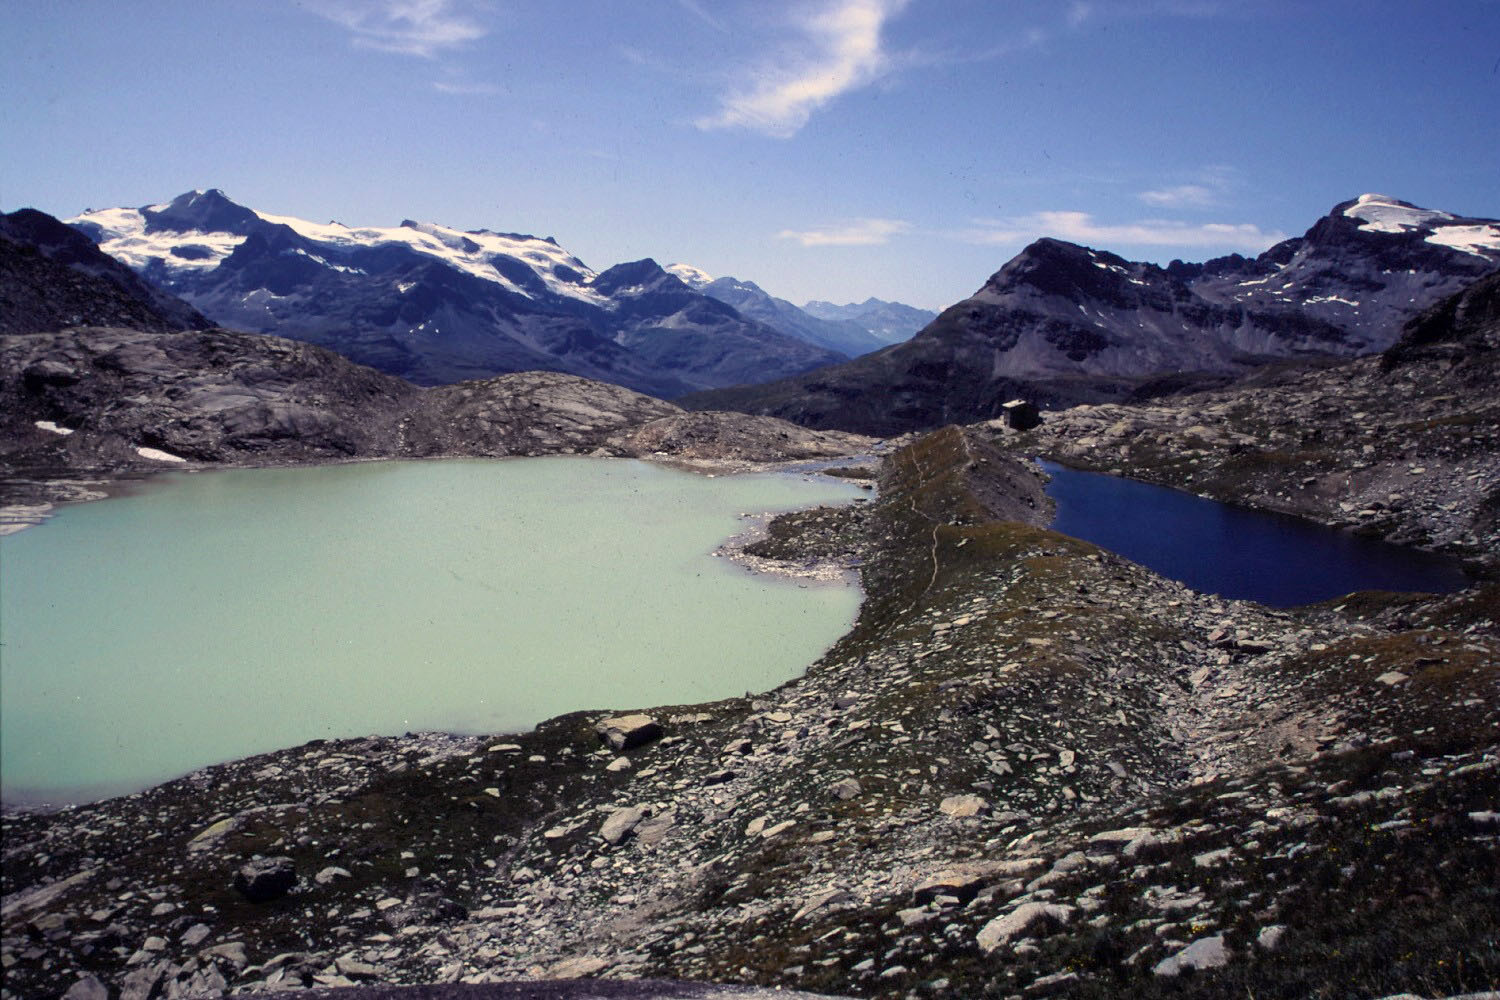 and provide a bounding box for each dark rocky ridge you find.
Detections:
[3,425,1495,1000]
[0,208,210,335]
[685,197,1499,435]
[0,327,873,528]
